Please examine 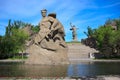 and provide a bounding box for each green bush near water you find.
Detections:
[84,18,120,58]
